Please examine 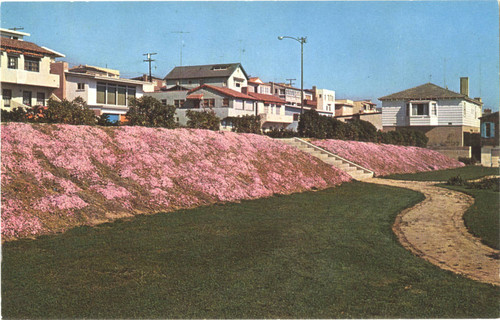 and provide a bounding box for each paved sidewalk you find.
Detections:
[368,178,499,286]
